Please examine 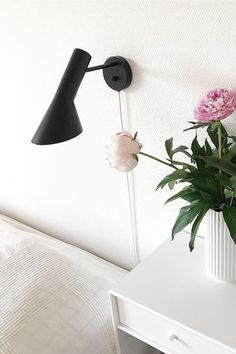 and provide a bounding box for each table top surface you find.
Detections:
[111,233,236,351]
